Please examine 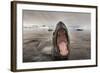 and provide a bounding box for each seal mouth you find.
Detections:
[57,29,69,56]
[53,21,70,59]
